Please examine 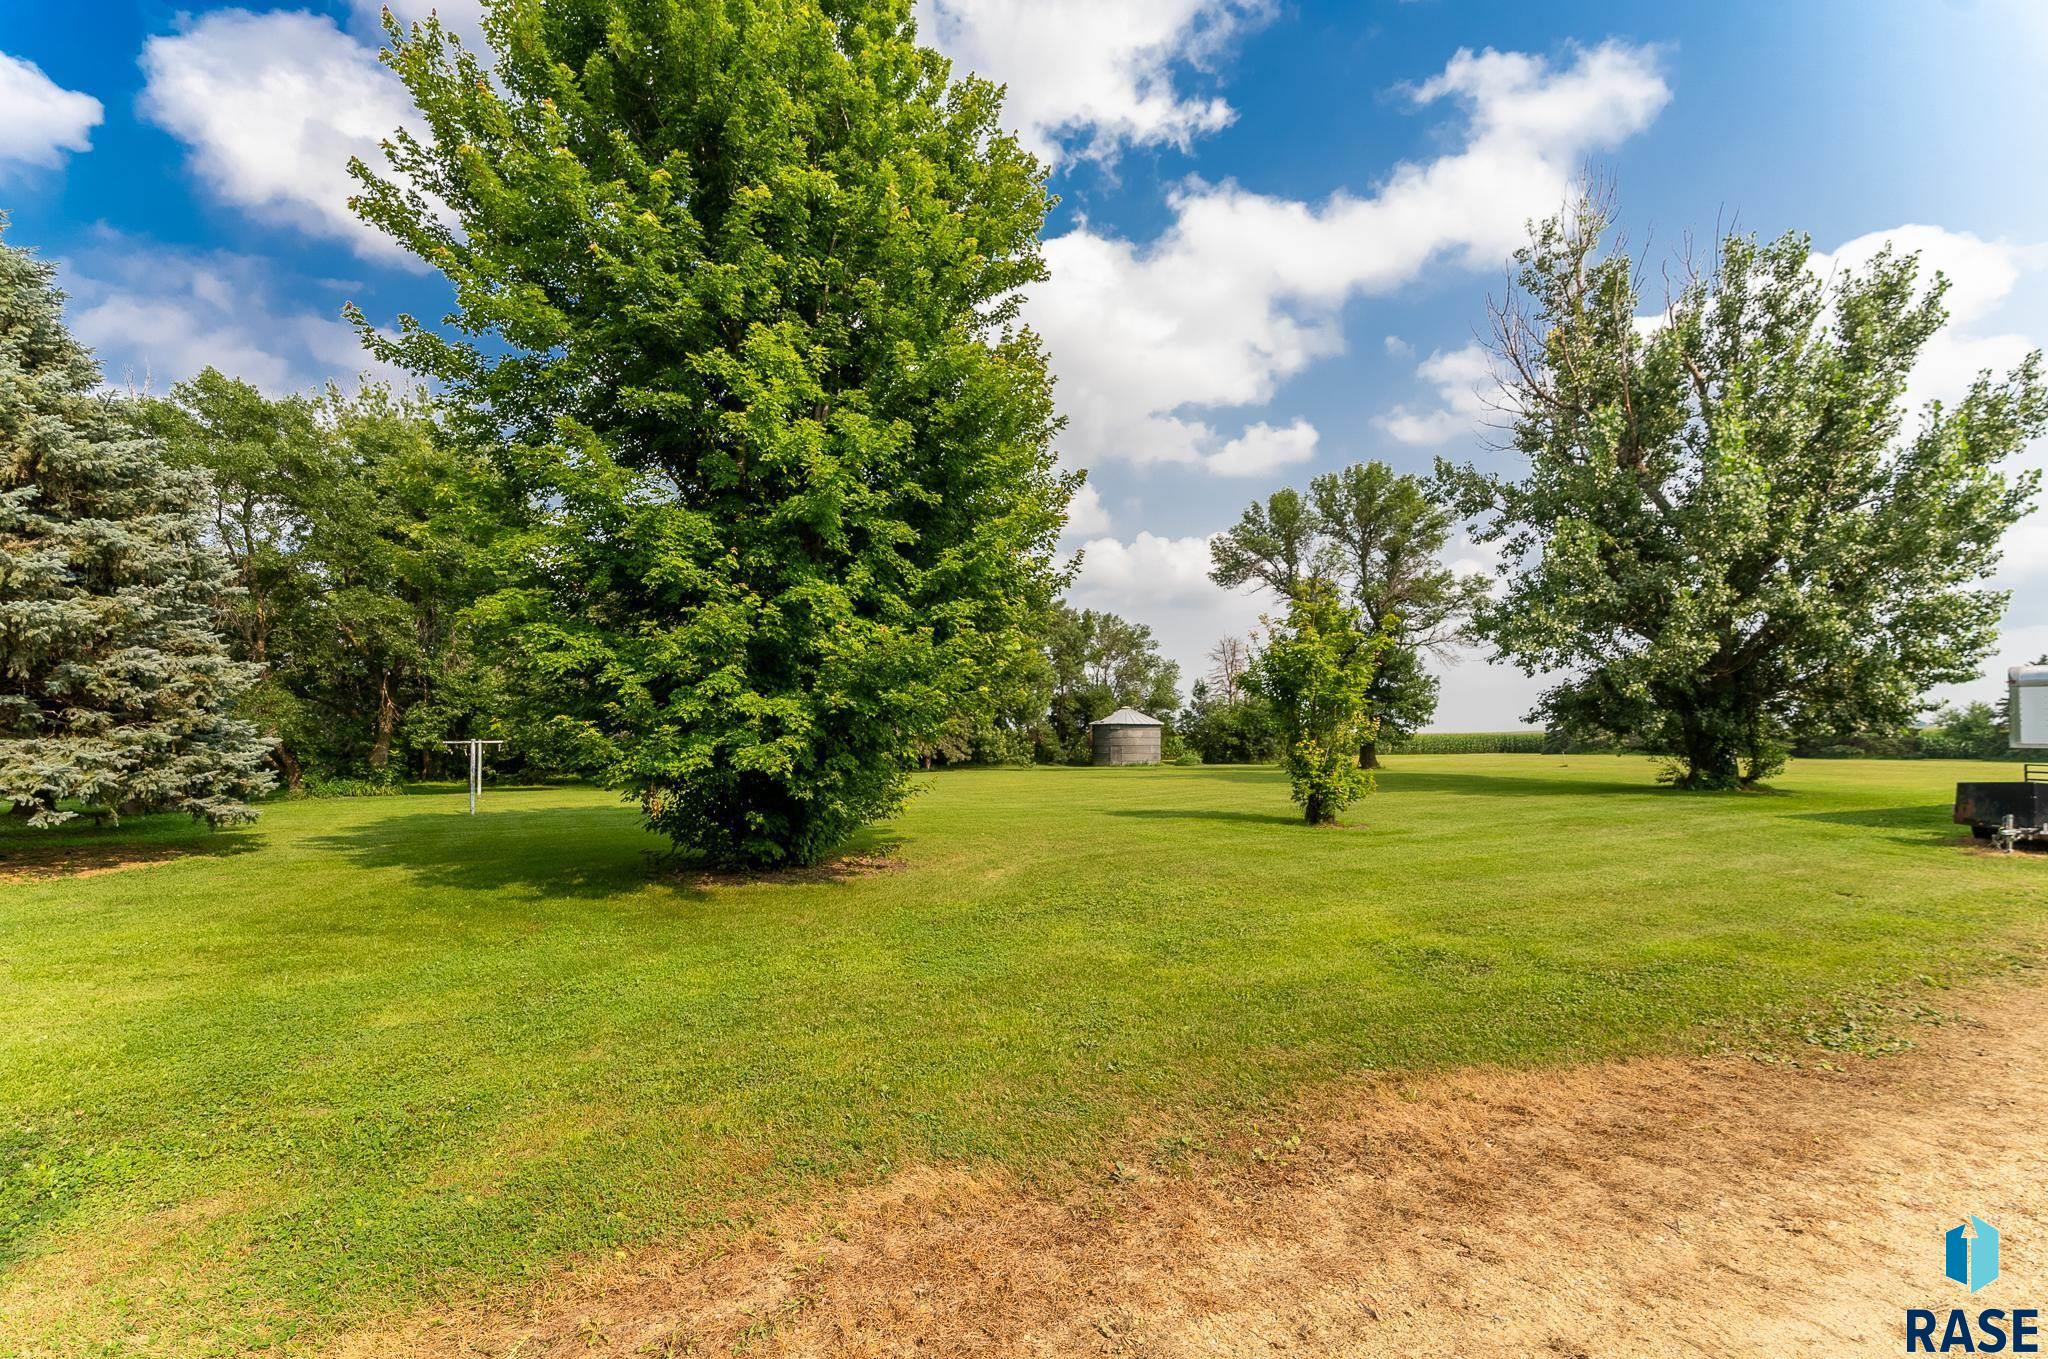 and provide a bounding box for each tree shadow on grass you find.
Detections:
[1374,766,1667,799]
[1794,804,1974,849]
[0,829,259,883]
[302,806,654,900]
[302,803,906,902]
